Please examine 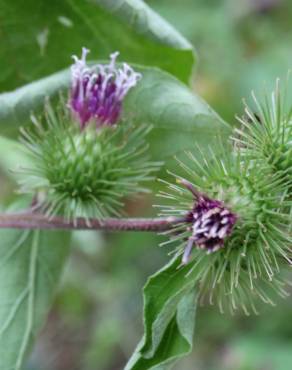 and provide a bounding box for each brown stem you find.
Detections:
[0,212,186,232]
